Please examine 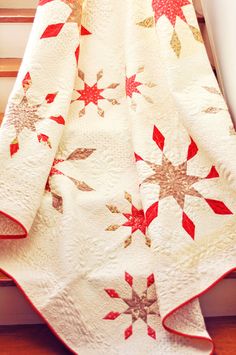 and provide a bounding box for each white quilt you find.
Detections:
[0,1,235,354]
